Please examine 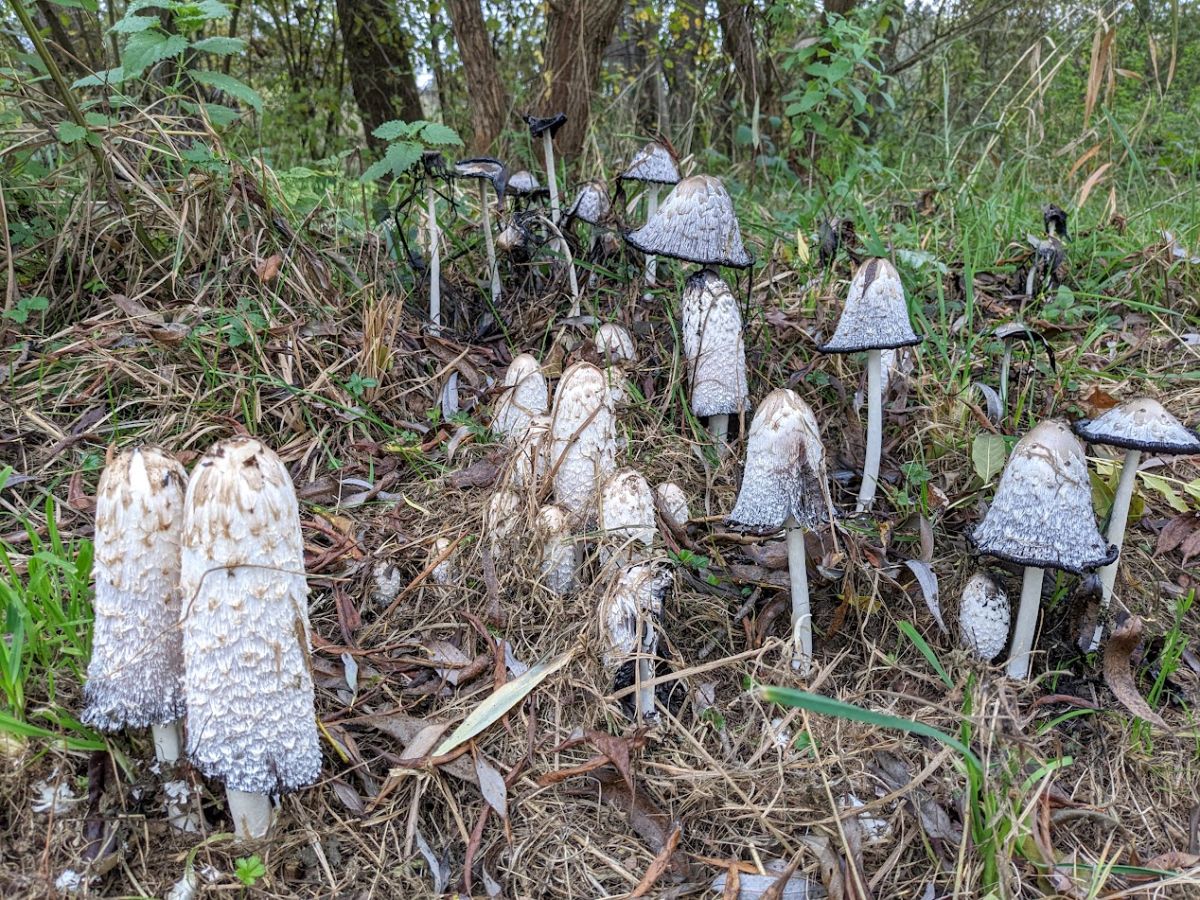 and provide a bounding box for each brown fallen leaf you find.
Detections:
[257,253,283,282]
[1080,385,1119,416]
[630,824,682,897]
[1103,616,1170,730]
[1131,850,1200,879]
[447,457,499,490]
[1157,514,1200,559]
